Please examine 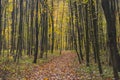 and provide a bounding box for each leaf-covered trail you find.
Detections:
[26,51,80,80]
